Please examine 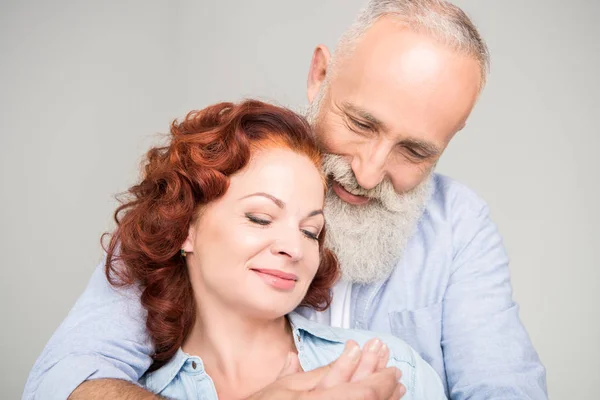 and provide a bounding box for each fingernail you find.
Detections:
[380,343,388,356]
[346,343,361,362]
[395,368,402,380]
[399,383,406,395]
[368,338,382,353]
